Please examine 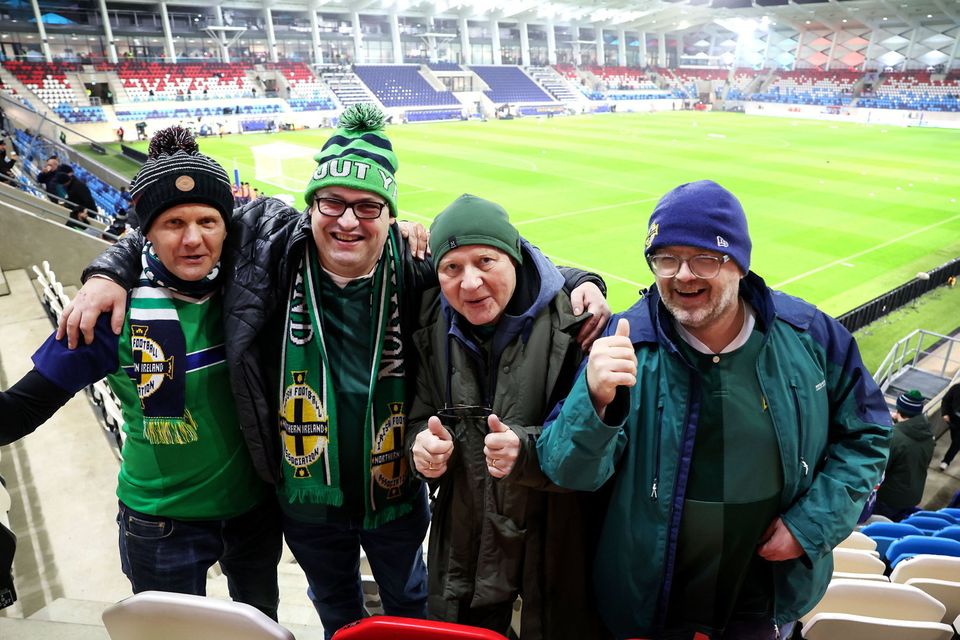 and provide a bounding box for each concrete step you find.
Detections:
[28,597,110,626]
[0,616,109,639]
[0,266,9,296]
